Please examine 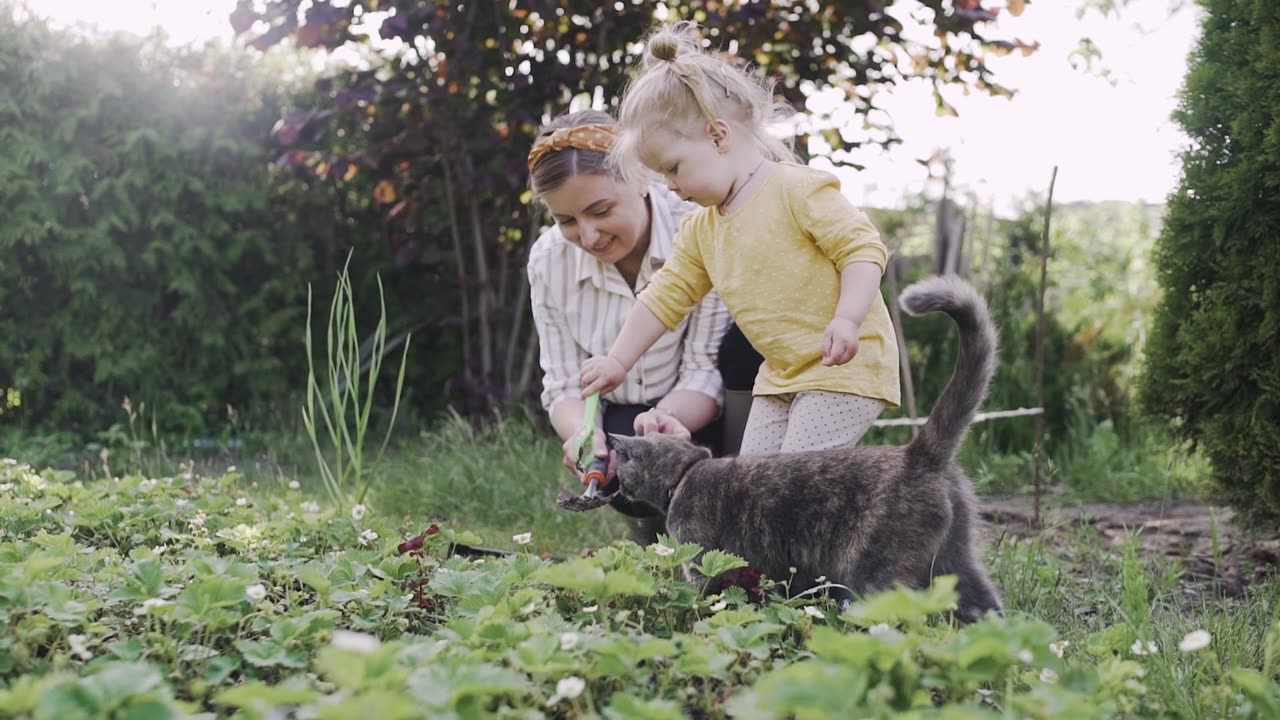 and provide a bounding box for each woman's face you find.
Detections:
[541,173,650,265]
